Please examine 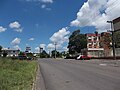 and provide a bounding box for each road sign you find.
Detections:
[113,17,120,31]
